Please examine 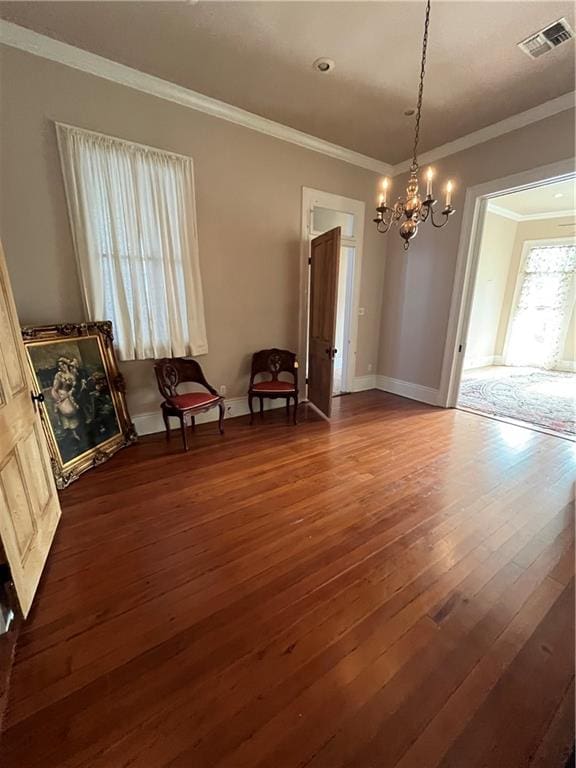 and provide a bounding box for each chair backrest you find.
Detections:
[250,348,298,387]
[154,358,217,401]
